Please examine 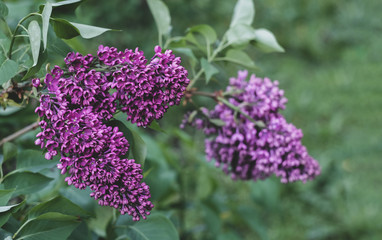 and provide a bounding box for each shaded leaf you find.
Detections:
[254,28,284,53]
[22,49,48,80]
[28,20,41,66]
[3,142,17,163]
[0,200,25,227]
[3,171,53,196]
[188,24,217,44]
[226,24,256,45]
[0,189,15,206]
[230,0,255,27]
[221,49,256,69]
[201,58,218,84]
[117,213,179,240]
[147,0,171,37]
[28,196,92,219]
[16,149,55,173]
[41,2,52,50]
[173,47,198,67]
[14,212,79,240]
[148,120,166,133]
[0,1,8,18]
[109,120,147,168]
[88,206,113,238]
[0,59,18,84]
